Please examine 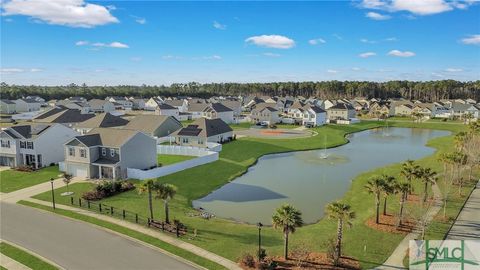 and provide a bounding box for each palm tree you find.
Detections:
[380,175,396,216]
[454,132,467,151]
[395,182,410,227]
[365,176,384,224]
[139,179,156,220]
[439,153,453,218]
[272,203,303,260]
[155,183,177,223]
[325,201,355,266]
[419,167,437,203]
[400,160,419,196]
